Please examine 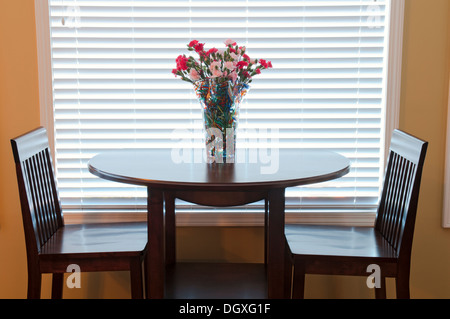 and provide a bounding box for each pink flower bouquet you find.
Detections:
[172,39,272,86]
[172,39,273,162]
